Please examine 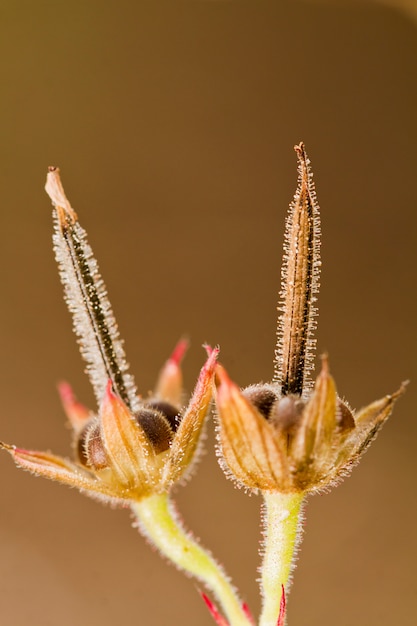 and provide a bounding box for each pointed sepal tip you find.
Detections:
[200,591,230,626]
